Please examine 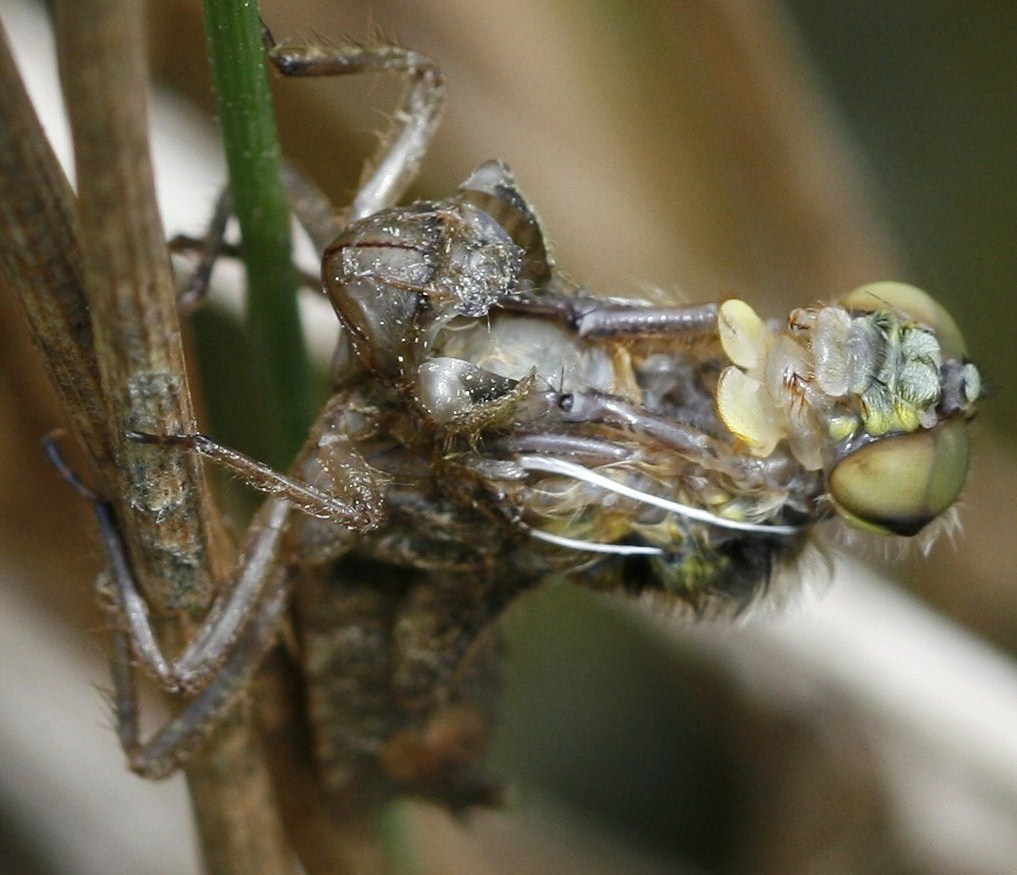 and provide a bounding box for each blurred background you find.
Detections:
[0,1,1014,873]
